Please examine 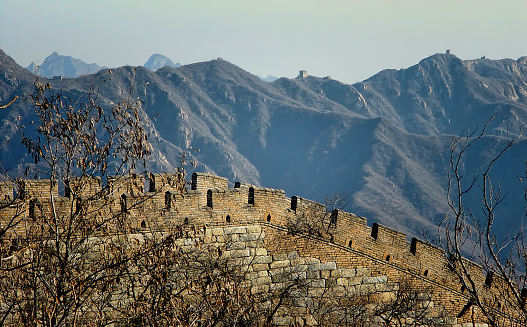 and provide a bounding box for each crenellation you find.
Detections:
[19,179,58,200]
[191,172,228,207]
[65,176,102,198]
[108,174,144,196]
[291,196,325,214]
[148,172,185,193]
[0,181,13,201]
